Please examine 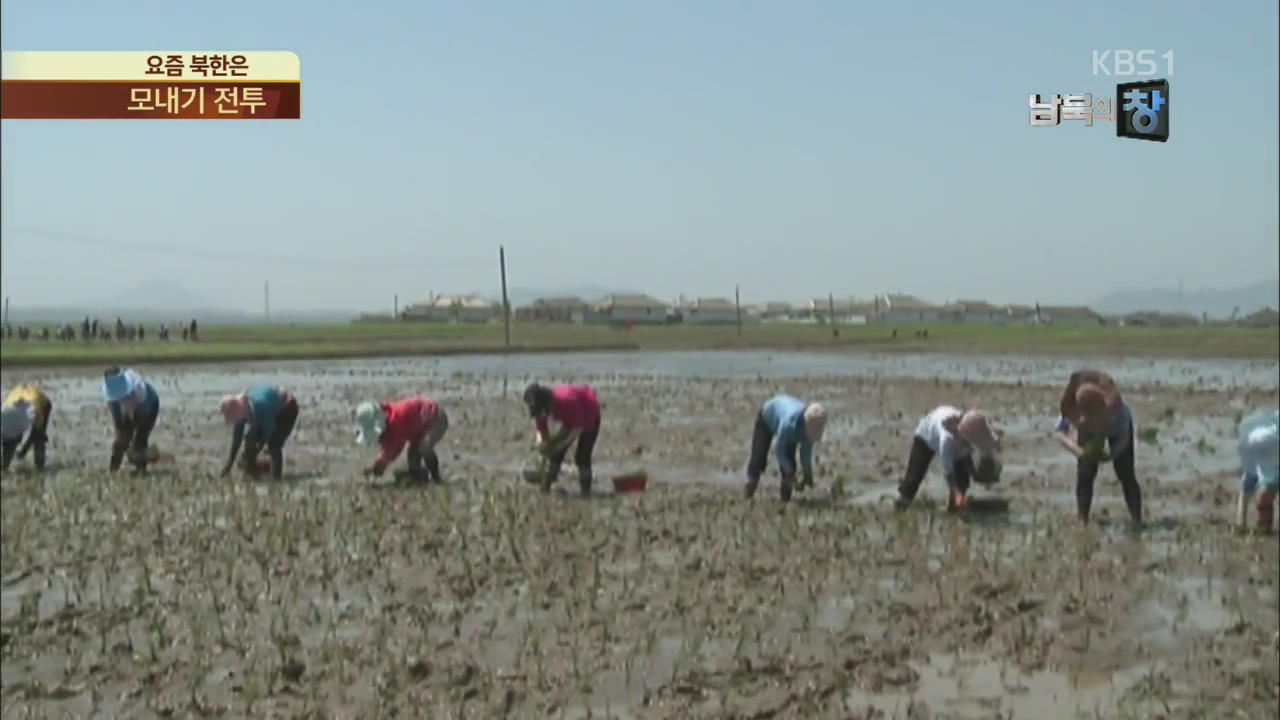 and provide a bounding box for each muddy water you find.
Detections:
[7,350,1278,408]
[2,352,1277,718]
